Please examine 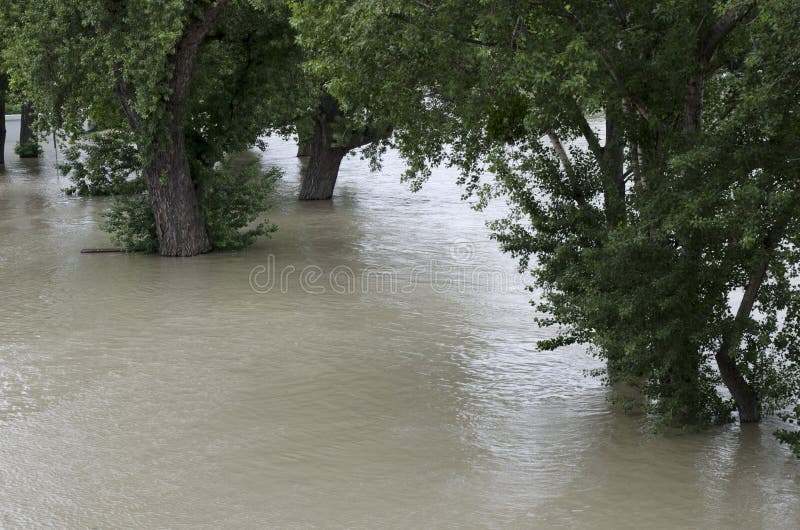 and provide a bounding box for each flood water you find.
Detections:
[0,116,798,528]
